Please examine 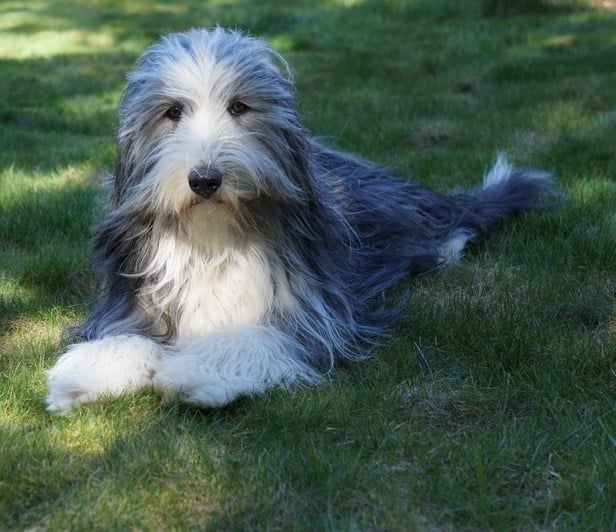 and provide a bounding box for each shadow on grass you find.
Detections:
[0,53,130,172]
[0,184,97,335]
[481,0,585,17]
[3,386,407,529]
